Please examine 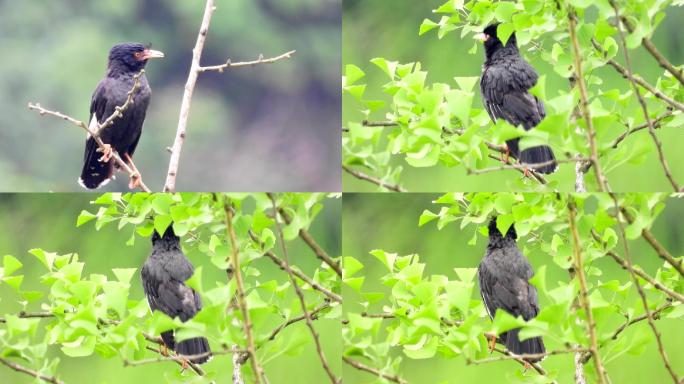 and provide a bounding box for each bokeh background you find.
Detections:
[0,0,341,192]
[342,193,684,383]
[0,193,341,383]
[343,0,684,192]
